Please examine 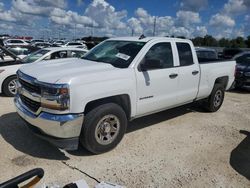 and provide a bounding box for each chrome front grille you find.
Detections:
[20,94,41,112]
[17,71,41,113]
[19,78,41,94]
